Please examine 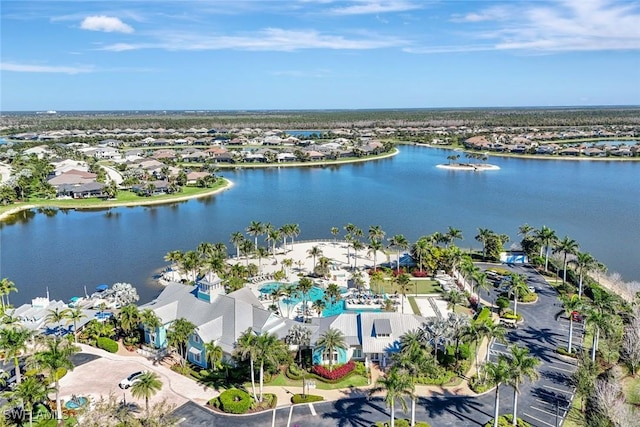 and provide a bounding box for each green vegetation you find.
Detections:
[291,394,324,404]
[96,337,119,353]
[215,388,253,414]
